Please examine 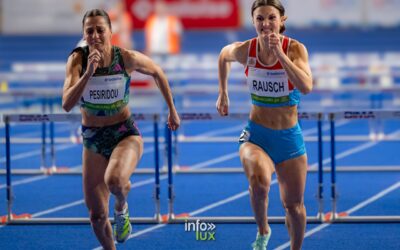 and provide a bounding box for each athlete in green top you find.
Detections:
[62,9,180,250]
